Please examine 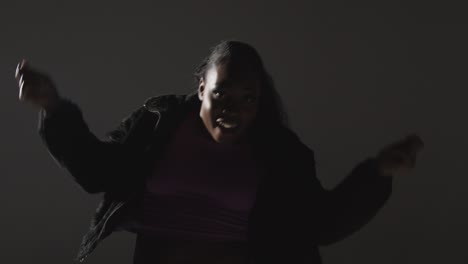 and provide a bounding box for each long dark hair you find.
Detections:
[193,40,289,131]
